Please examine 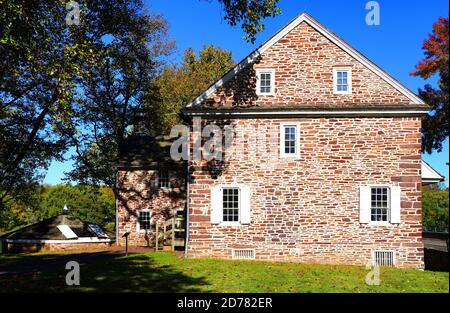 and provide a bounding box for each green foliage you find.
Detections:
[148,44,235,135]
[216,0,282,43]
[422,185,449,230]
[0,0,159,210]
[64,7,173,188]
[0,184,115,233]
